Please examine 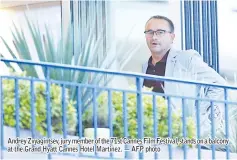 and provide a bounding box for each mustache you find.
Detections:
[151,42,161,45]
